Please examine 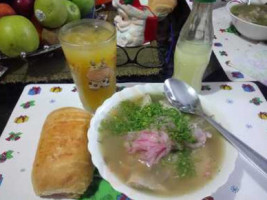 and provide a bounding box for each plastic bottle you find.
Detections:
[173,0,215,93]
